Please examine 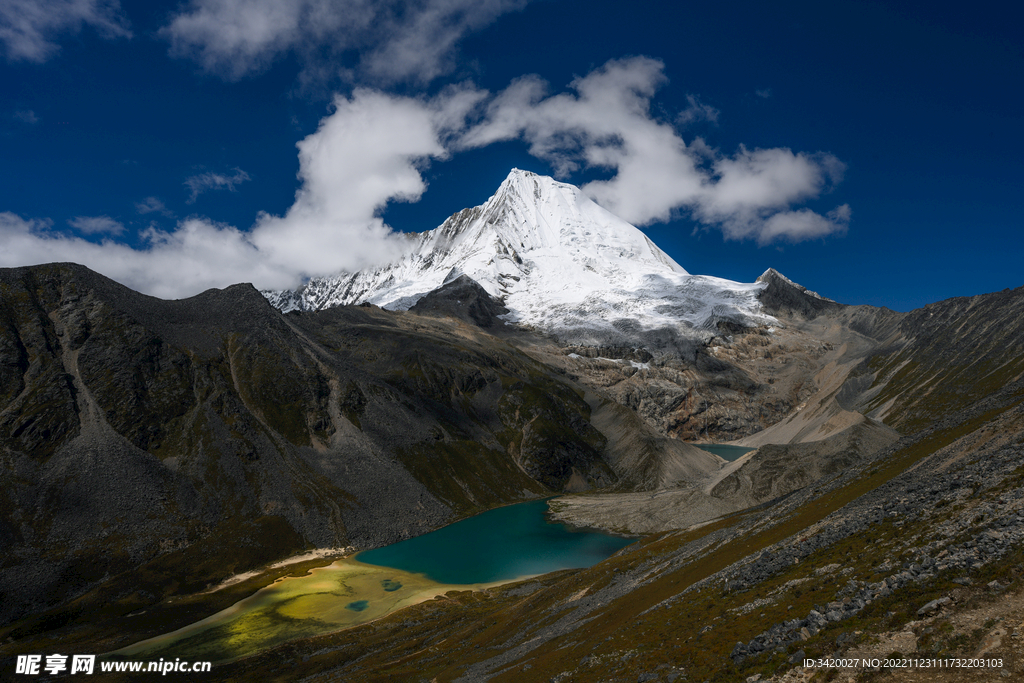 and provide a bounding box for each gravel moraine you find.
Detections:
[729,436,1024,663]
